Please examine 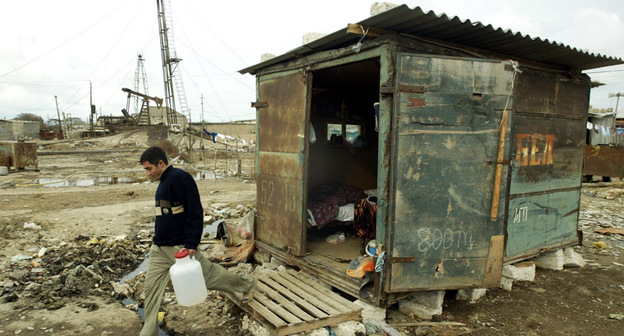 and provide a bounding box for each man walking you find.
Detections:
[139,146,255,336]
